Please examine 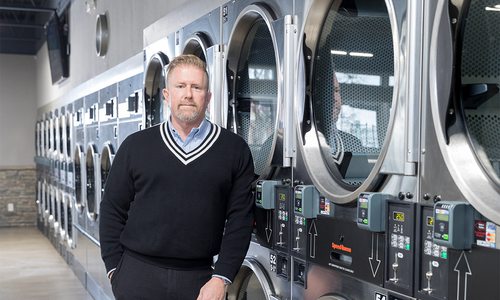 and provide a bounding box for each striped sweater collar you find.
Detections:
[160,121,221,165]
